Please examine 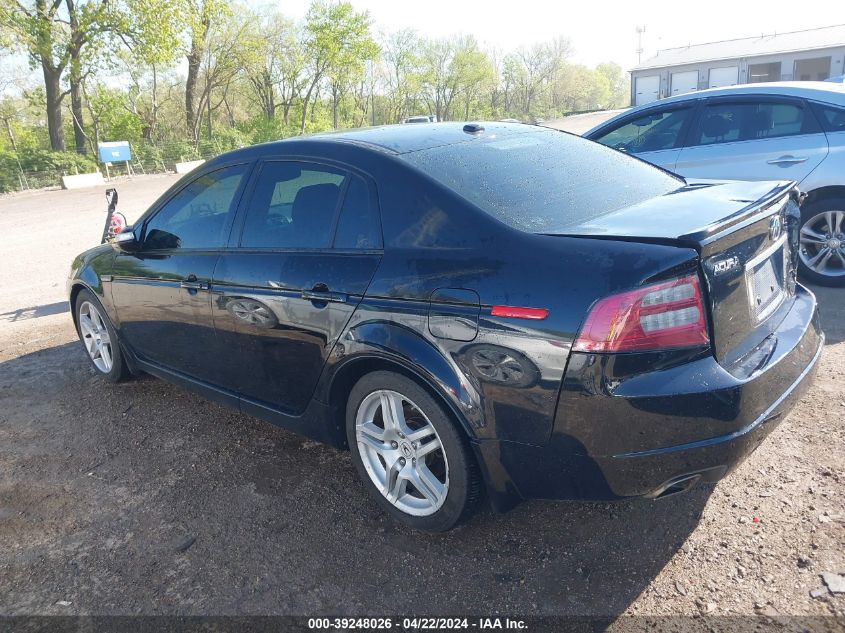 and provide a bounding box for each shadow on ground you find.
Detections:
[809,284,845,345]
[0,301,69,323]
[0,341,710,616]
